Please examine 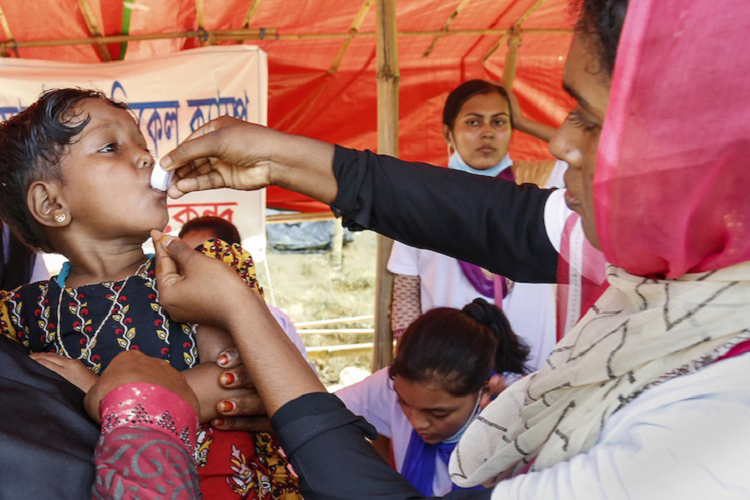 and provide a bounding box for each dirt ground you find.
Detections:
[257,229,378,388]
